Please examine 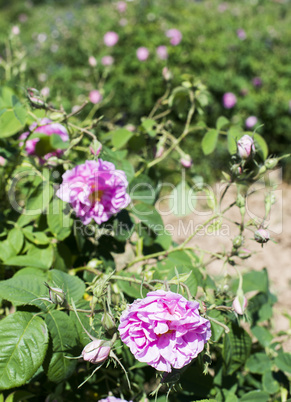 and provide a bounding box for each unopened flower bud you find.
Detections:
[82,339,111,364]
[237,135,255,160]
[254,228,270,244]
[27,88,46,108]
[180,154,192,168]
[265,158,278,170]
[231,164,242,176]
[239,248,251,259]
[155,145,164,159]
[90,139,102,156]
[232,295,247,315]
[162,66,172,81]
[102,311,116,334]
[233,235,243,249]
[236,193,245,208]
[44,283,66,305]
